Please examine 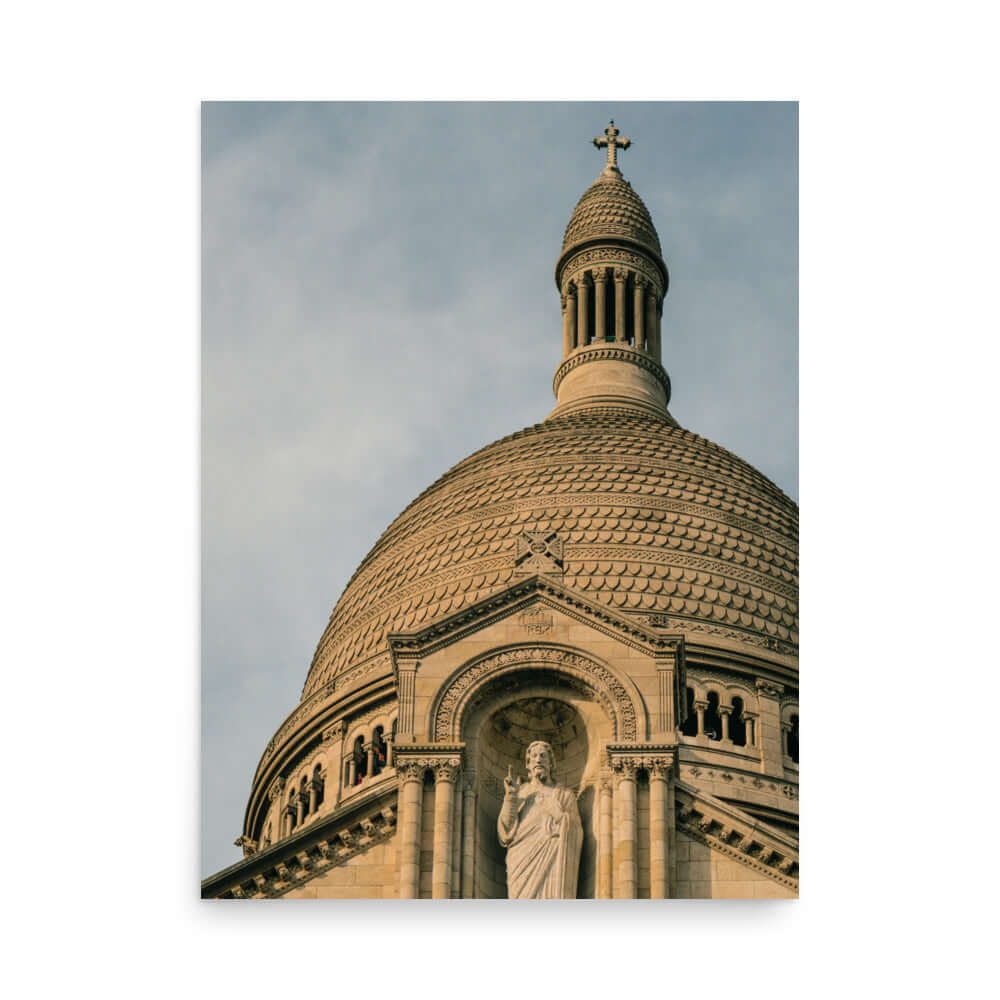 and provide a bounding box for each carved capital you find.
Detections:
[646,756,674,780]
[611,757,638,783]
[396,761,425,784]
[322,720,347,743]
[593,267,608,285]
[560,293,567,311]
[693,699,709,712]
[433,761,460,784]
[613,266,628,283]
[718,705,732,717]
[756,679,784,698]
[268,777,286,801]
